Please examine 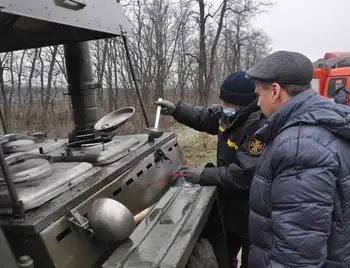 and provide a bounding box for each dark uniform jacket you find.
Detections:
[173,100,266,237]
[250,89,350,267]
